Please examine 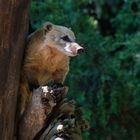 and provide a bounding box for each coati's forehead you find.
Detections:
[53,25,76,41]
